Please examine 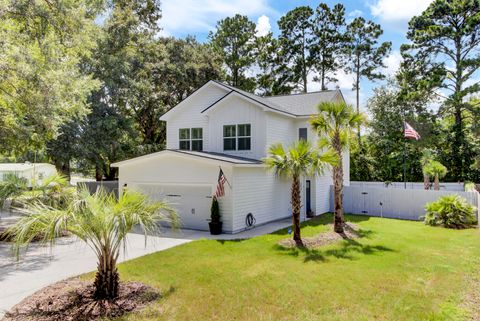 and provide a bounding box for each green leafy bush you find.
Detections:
[464,182,476,192]
[210,196,221,223]
[424,194,477,229]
